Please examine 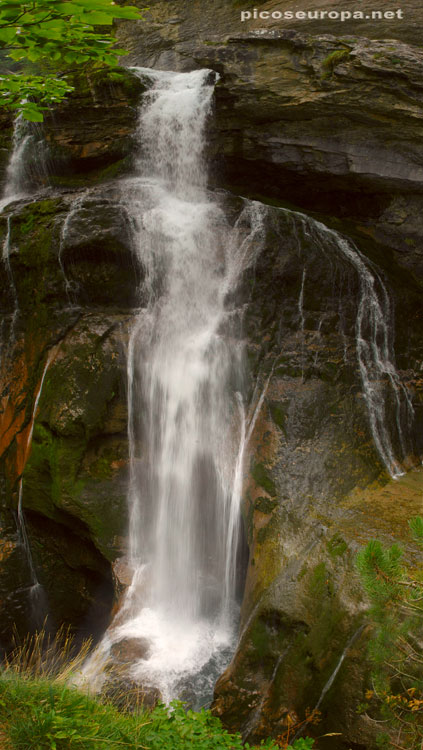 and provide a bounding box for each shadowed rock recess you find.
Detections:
[0,3,423,747]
